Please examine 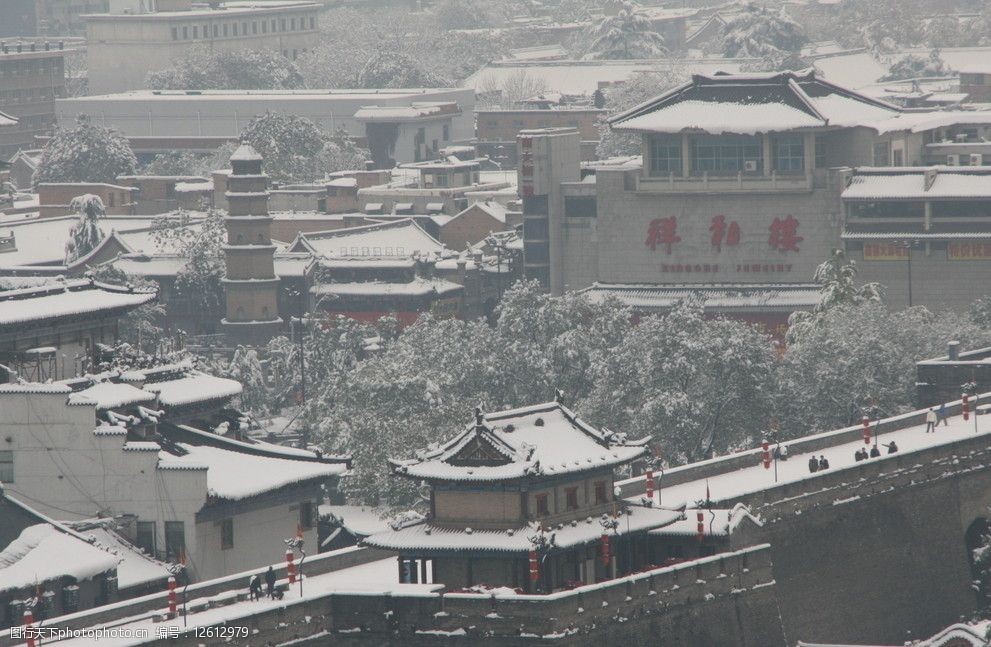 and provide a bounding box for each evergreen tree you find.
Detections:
[721,3,806,59]
[239,112,327,184]
[33,115,137,186]
[64,194,106,263]
[787,249,883,343]
[584,1,666,60]
[357,52,453,89]
[880,49,953,81]
[147,48,304,90]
